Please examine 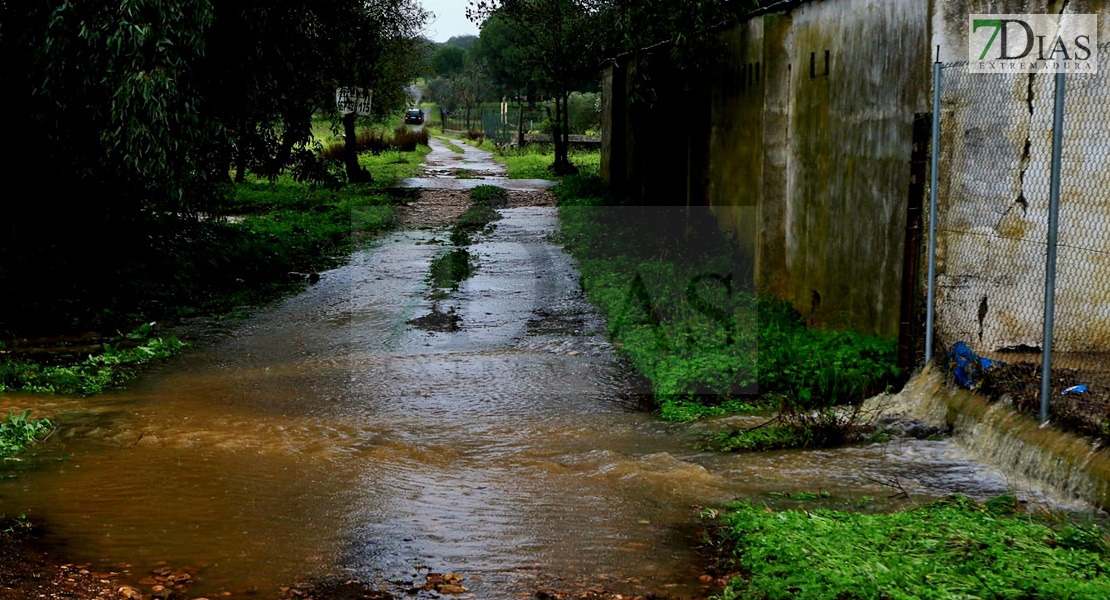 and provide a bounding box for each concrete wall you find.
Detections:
[930,0,1110,353]
[601,0,1110,345]
[602,0,928,337]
